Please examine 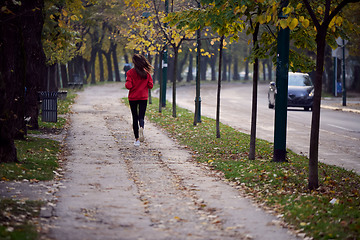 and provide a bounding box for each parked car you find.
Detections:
[268,72,314,111]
